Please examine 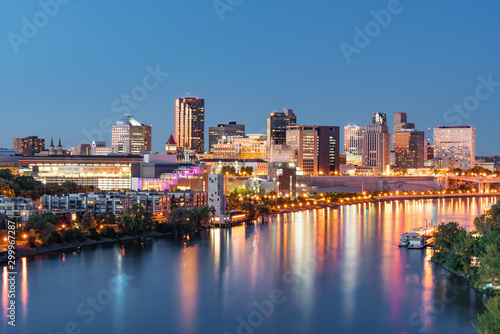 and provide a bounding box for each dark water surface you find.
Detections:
[1,197,495,334]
